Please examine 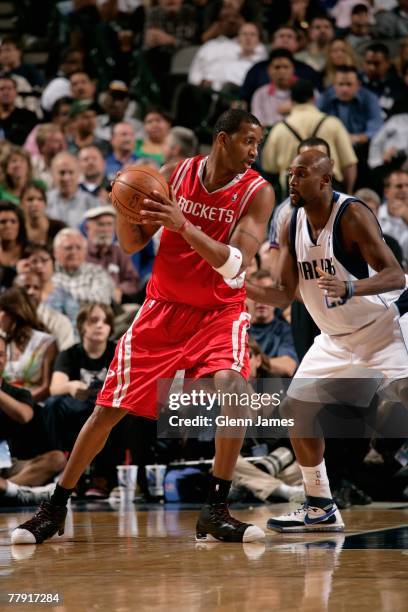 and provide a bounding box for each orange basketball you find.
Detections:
[111,165,169,224]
